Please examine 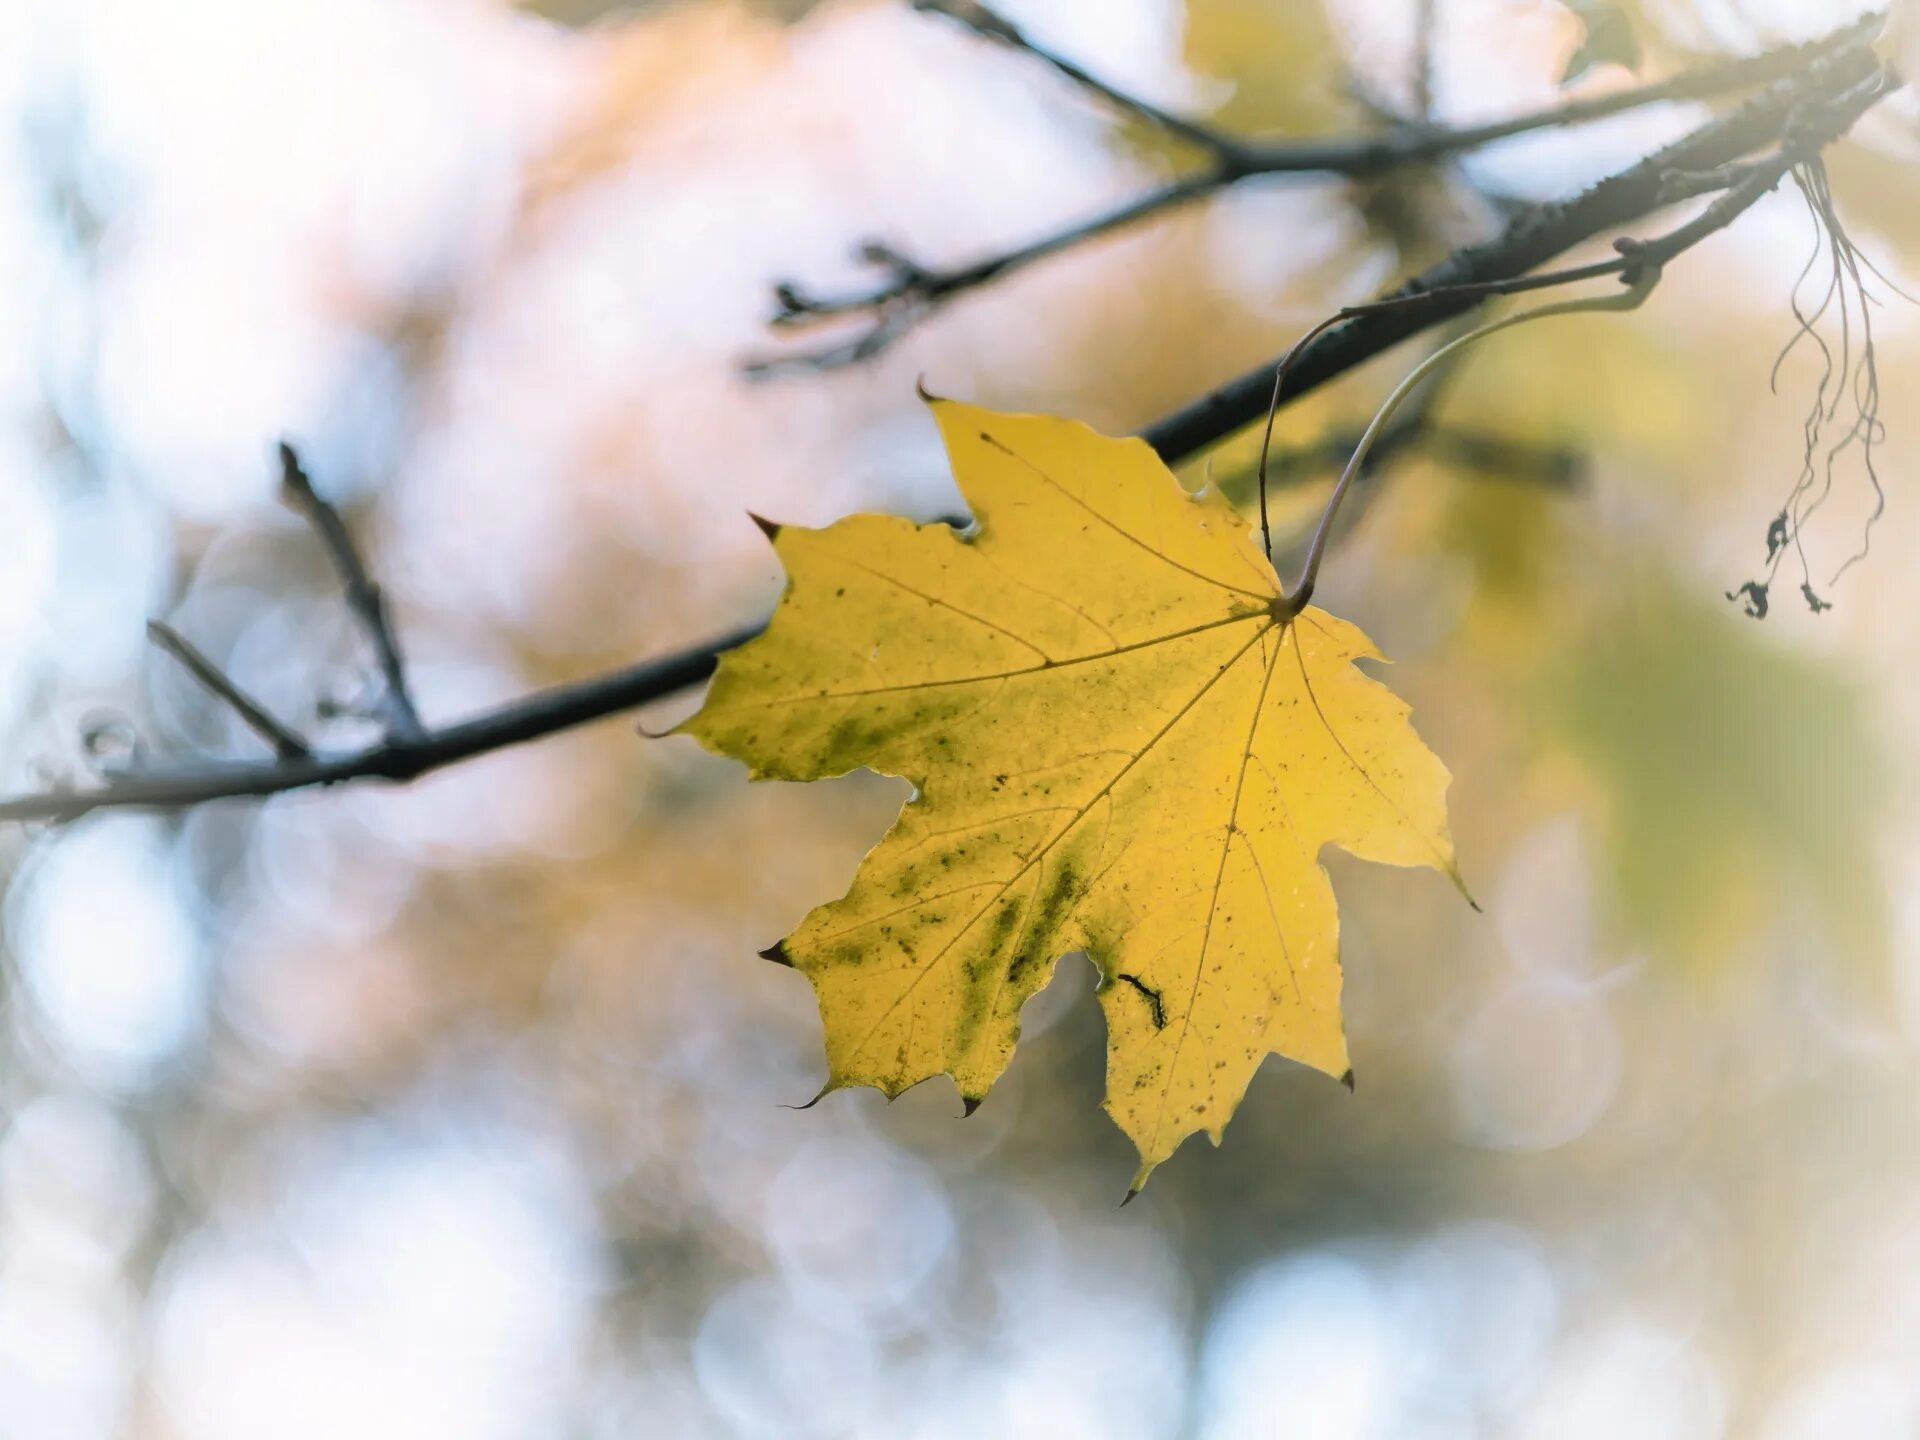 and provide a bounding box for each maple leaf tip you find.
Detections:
[782,1079,834,1112]
[1119,1186,1142,1209]
[1448,864,1481,912]
[1341,1068,1357,1093]
[747,512,782,544]
[960,1095,984,1118]
[758,941,794,967]
[913,376,948,405]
